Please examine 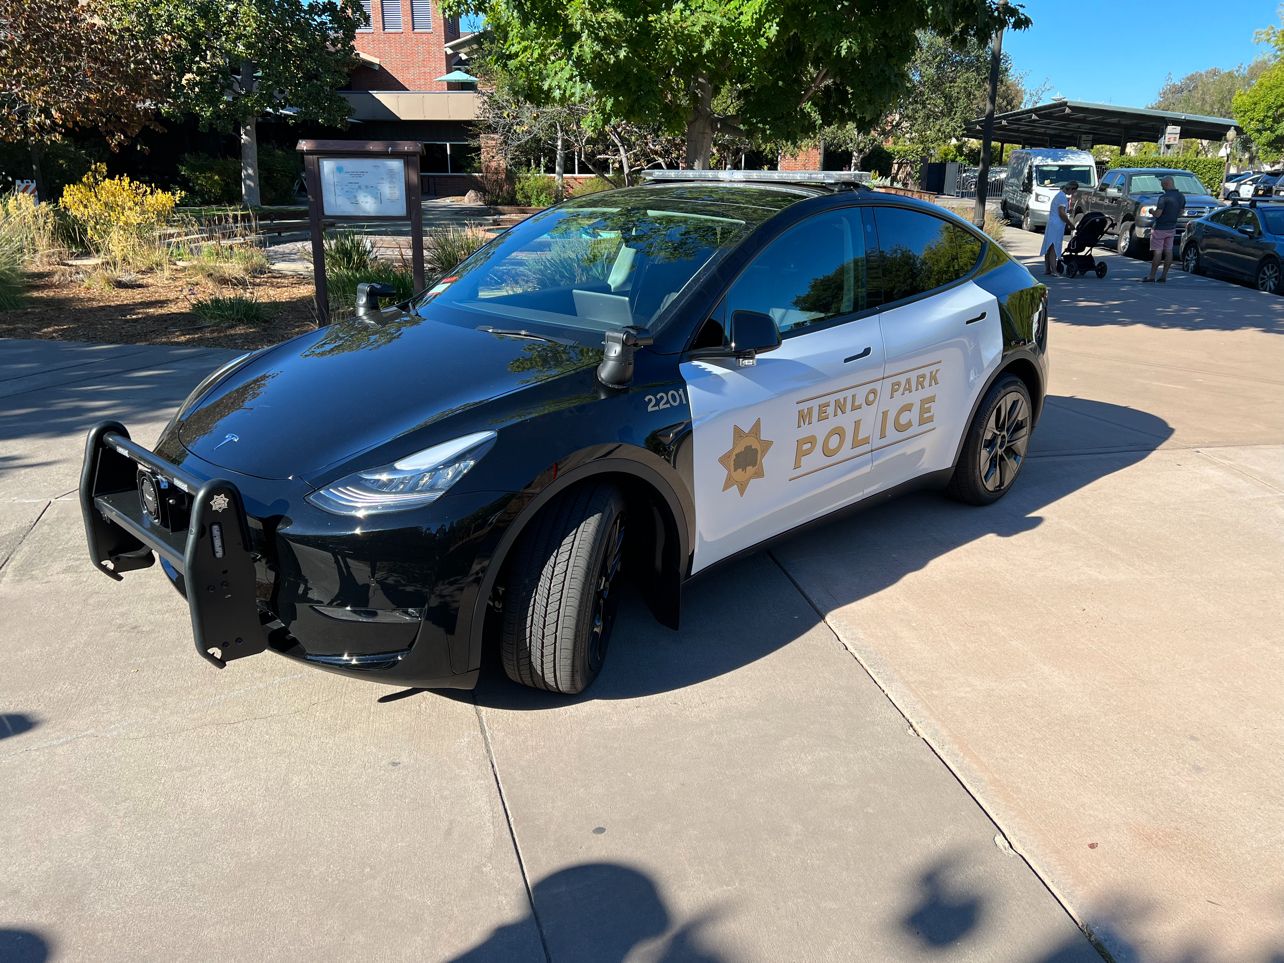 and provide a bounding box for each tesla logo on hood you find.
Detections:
[214,433,240,450]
